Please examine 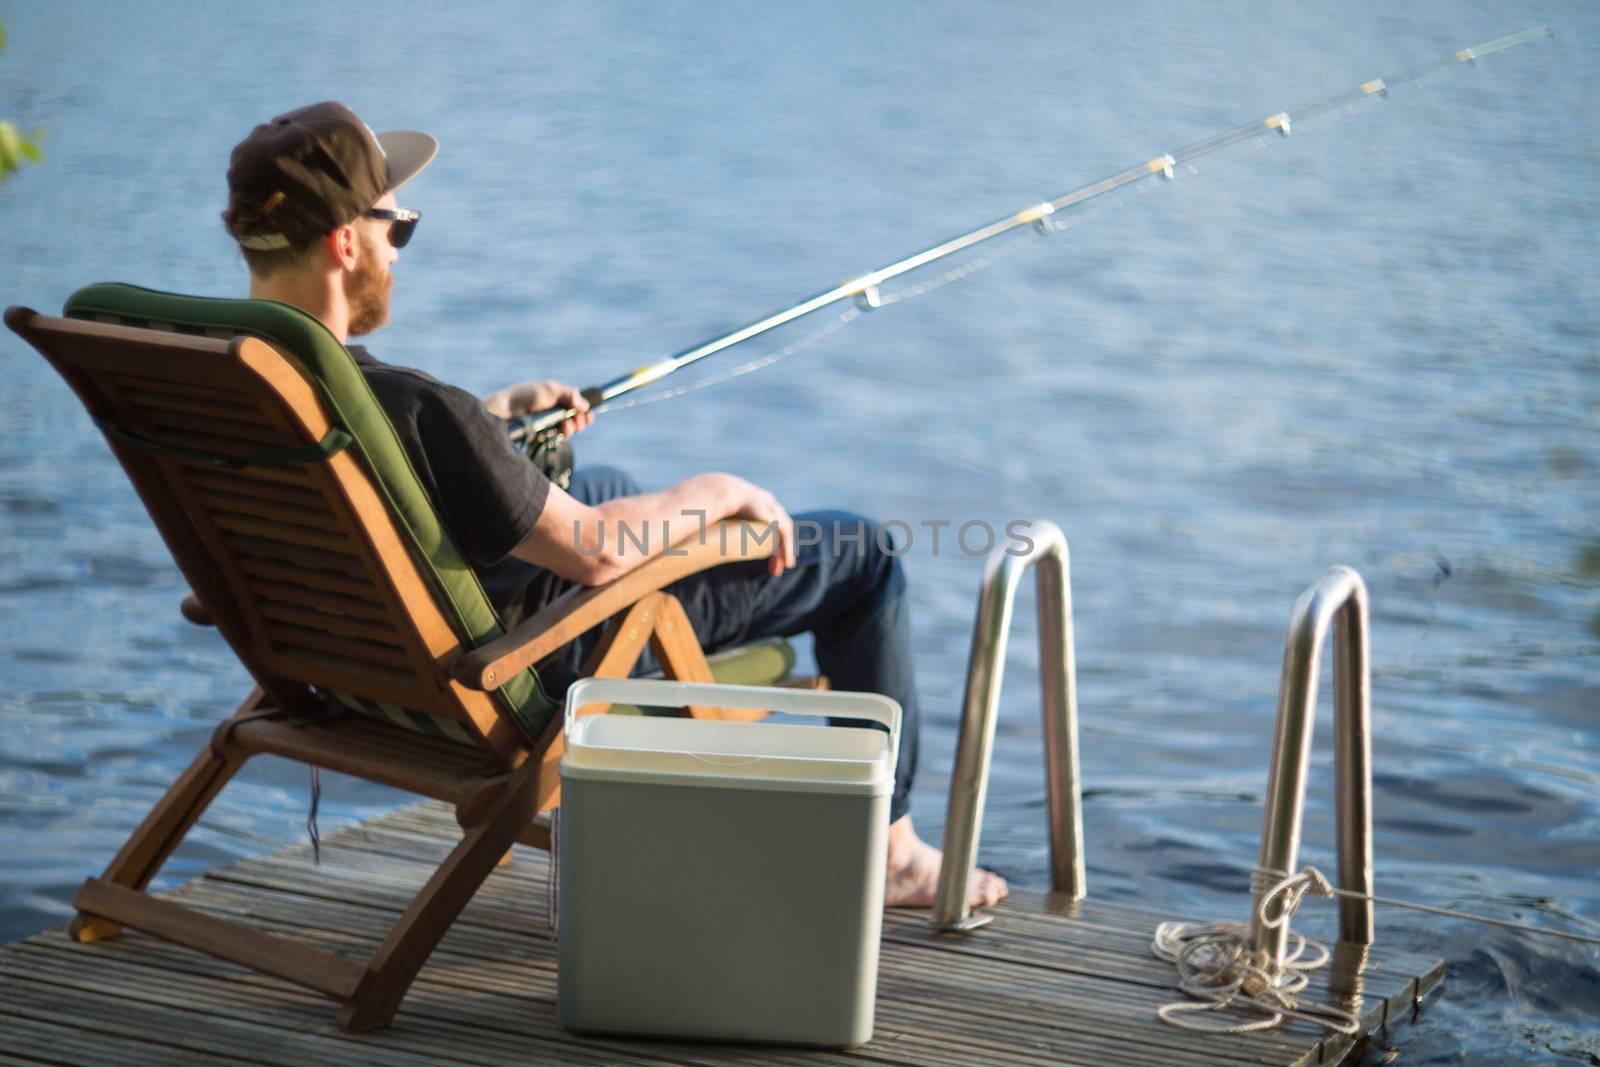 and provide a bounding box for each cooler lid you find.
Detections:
[560,679,899,796]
